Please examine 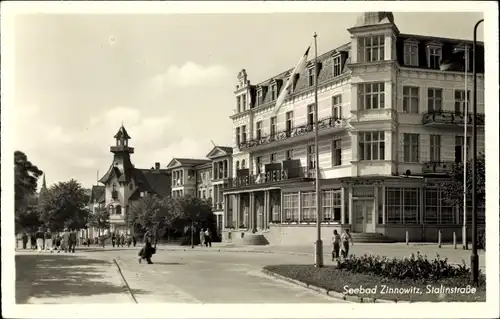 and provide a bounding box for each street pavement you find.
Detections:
[15,251,133,304]
[15,242,487,304]
[15,248,347,304]
[85,242,485,269]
